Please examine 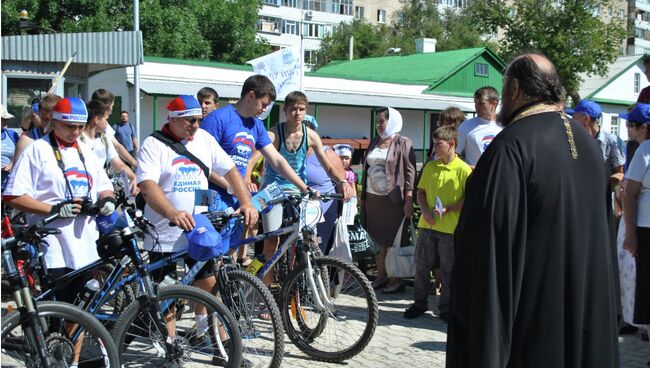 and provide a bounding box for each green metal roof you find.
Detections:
[310,47,506,86]
[143,56,253,71]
